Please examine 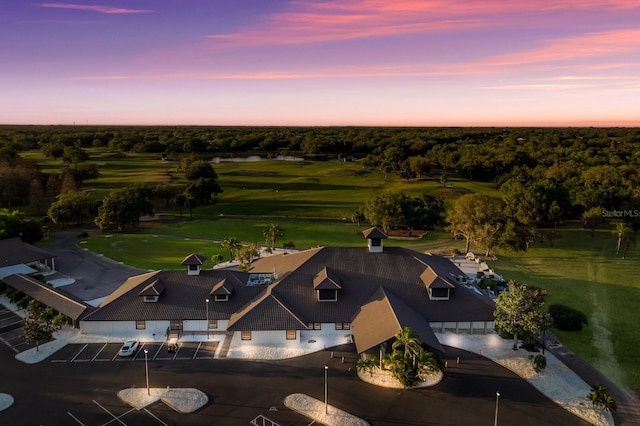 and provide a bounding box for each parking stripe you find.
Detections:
[93,400,127,426]
[193,342,202,360]
[70,344,88,362]
[143,408,169,426]
[67,411,86,425]
[91,343,108,361]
